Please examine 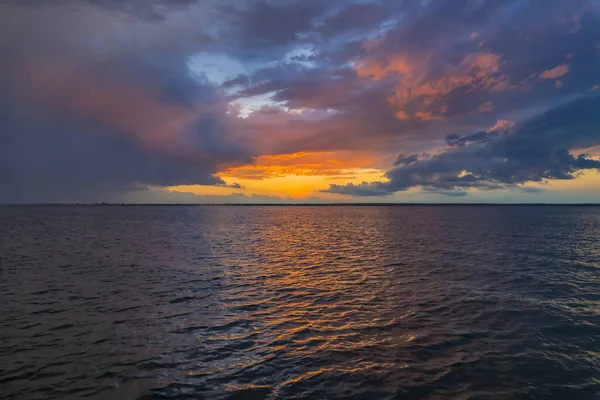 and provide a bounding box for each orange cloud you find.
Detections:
[478,101,494,112]
[355,50,511,120]
[395,110,411,120]
[539,64,570,79]
[398,53,508,100]
[354,54,414,80]
[490,119,515,132]
[414,111,442,121]
[221,151,381,180]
